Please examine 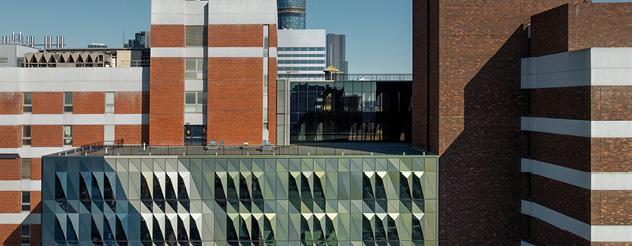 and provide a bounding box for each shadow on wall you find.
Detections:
[5,203,42,245]
[437,27,528,243]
